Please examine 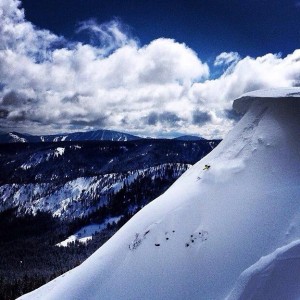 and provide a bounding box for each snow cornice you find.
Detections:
[233,87,300,114]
